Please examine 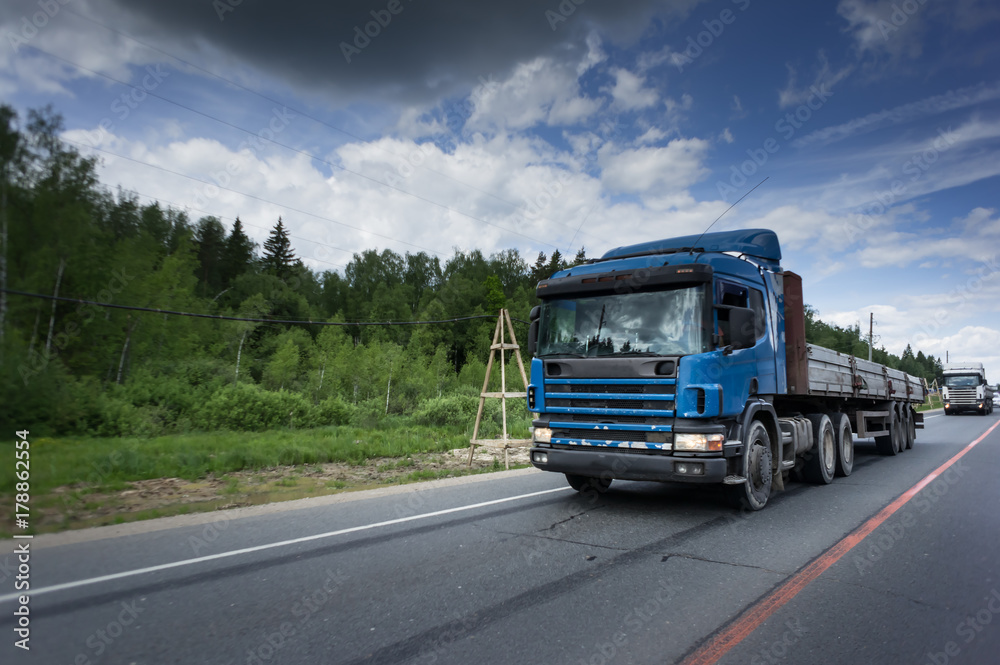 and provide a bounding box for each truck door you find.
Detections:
[715,279,770,413]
